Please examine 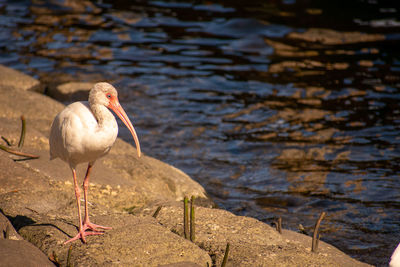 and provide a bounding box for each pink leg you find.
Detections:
[64,168,103,245]
[82,163,112,232]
